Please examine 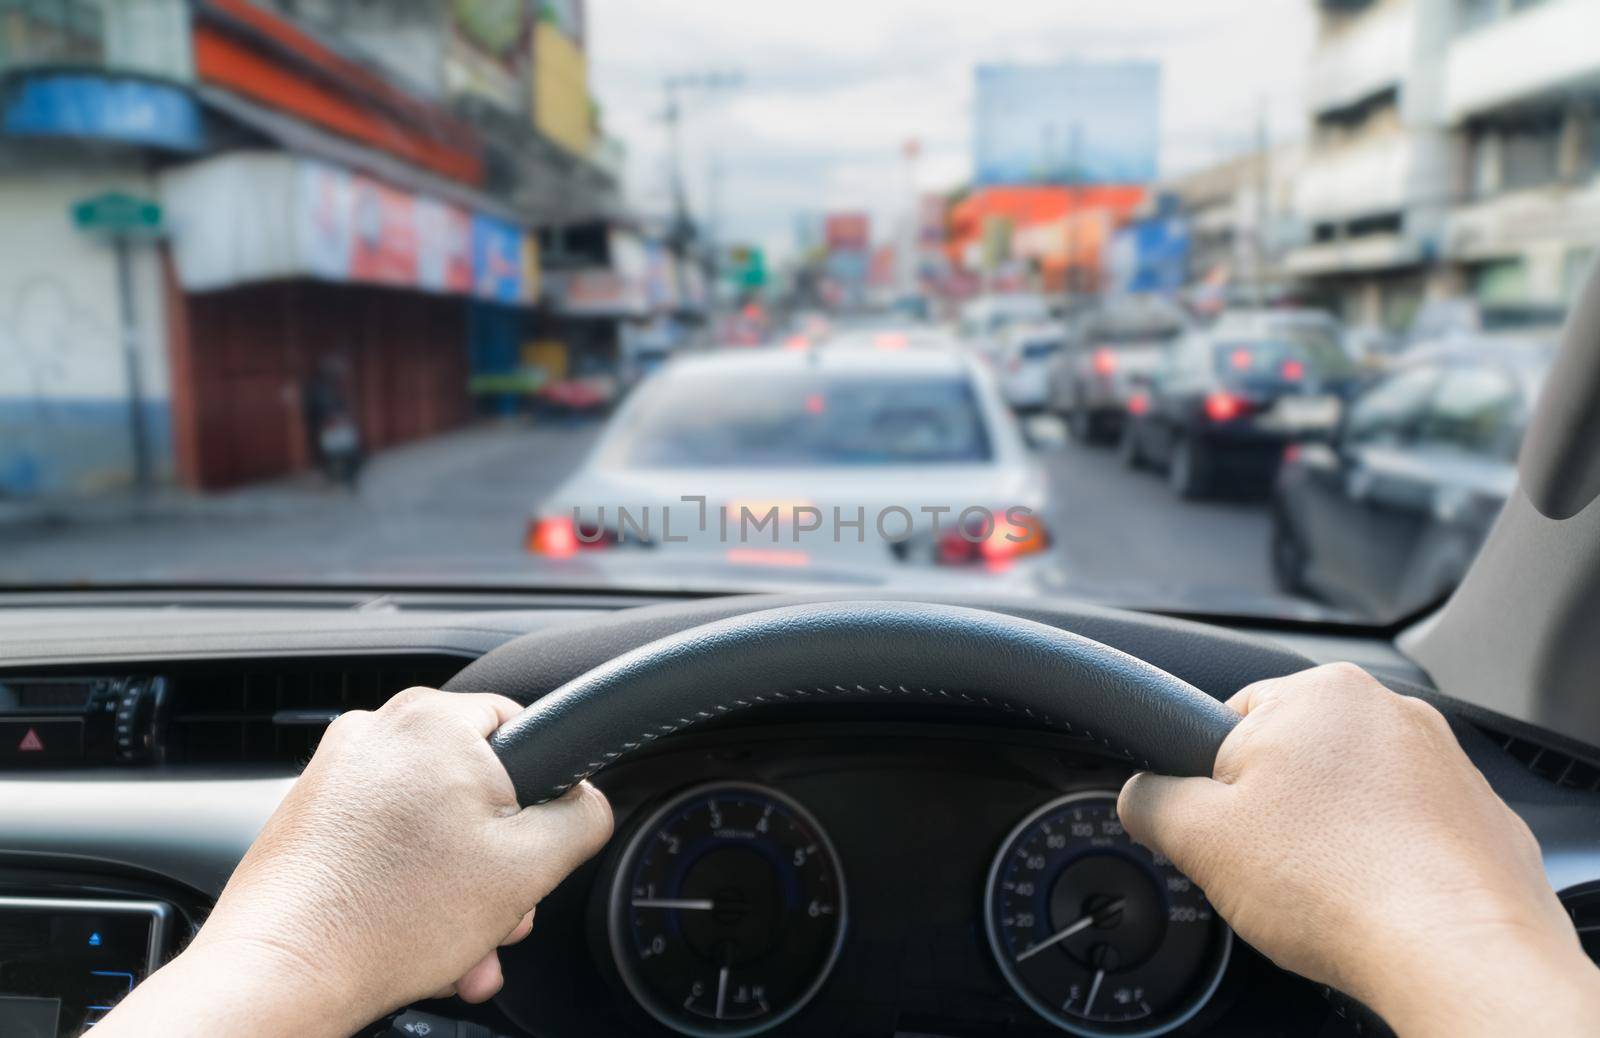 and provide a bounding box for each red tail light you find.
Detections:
[1281,359,1305,381]
[1282,443,1302,464]
[1127,392,1150,417]
[937,511,1051,568]
[1229,348,1253,371]
[783,334,810,351]
[524,516,613,557]
[1092,347,1117,376]
[1204,392,1242,422]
